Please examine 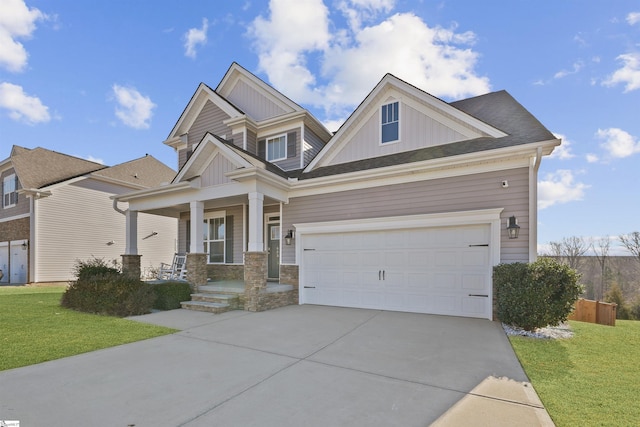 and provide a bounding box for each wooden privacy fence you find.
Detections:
[568,298,617,326]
